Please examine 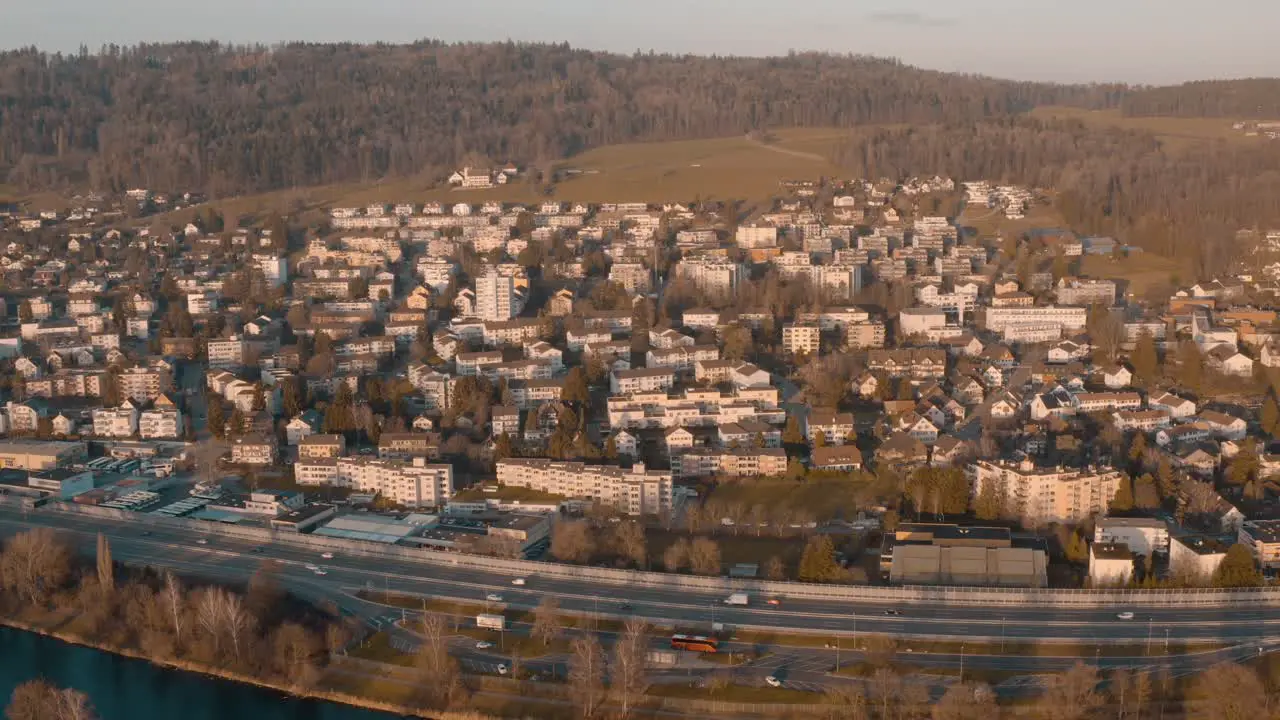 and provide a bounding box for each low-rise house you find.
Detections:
[806,410,855,446]
[1088,543,1134,586]
[811,445,863,471]
[1197,411,1248,440]
[1148,392,1196,418]
[231,435,278,465]
[299,434,346,460]
[1169,534,1229,581]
